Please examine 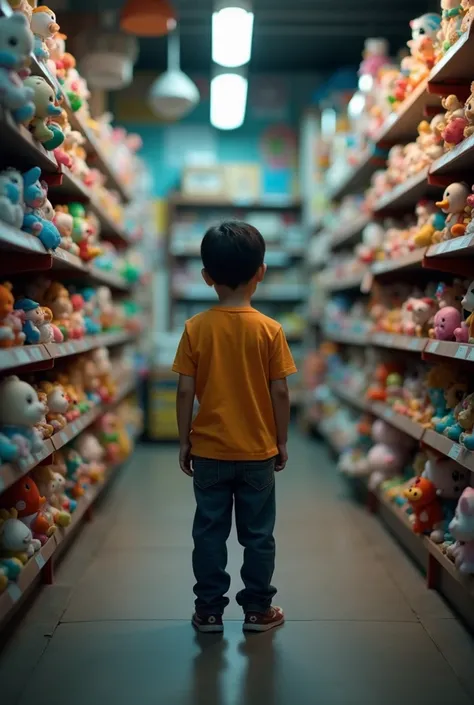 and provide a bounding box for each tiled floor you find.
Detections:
[1,432,474,705]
